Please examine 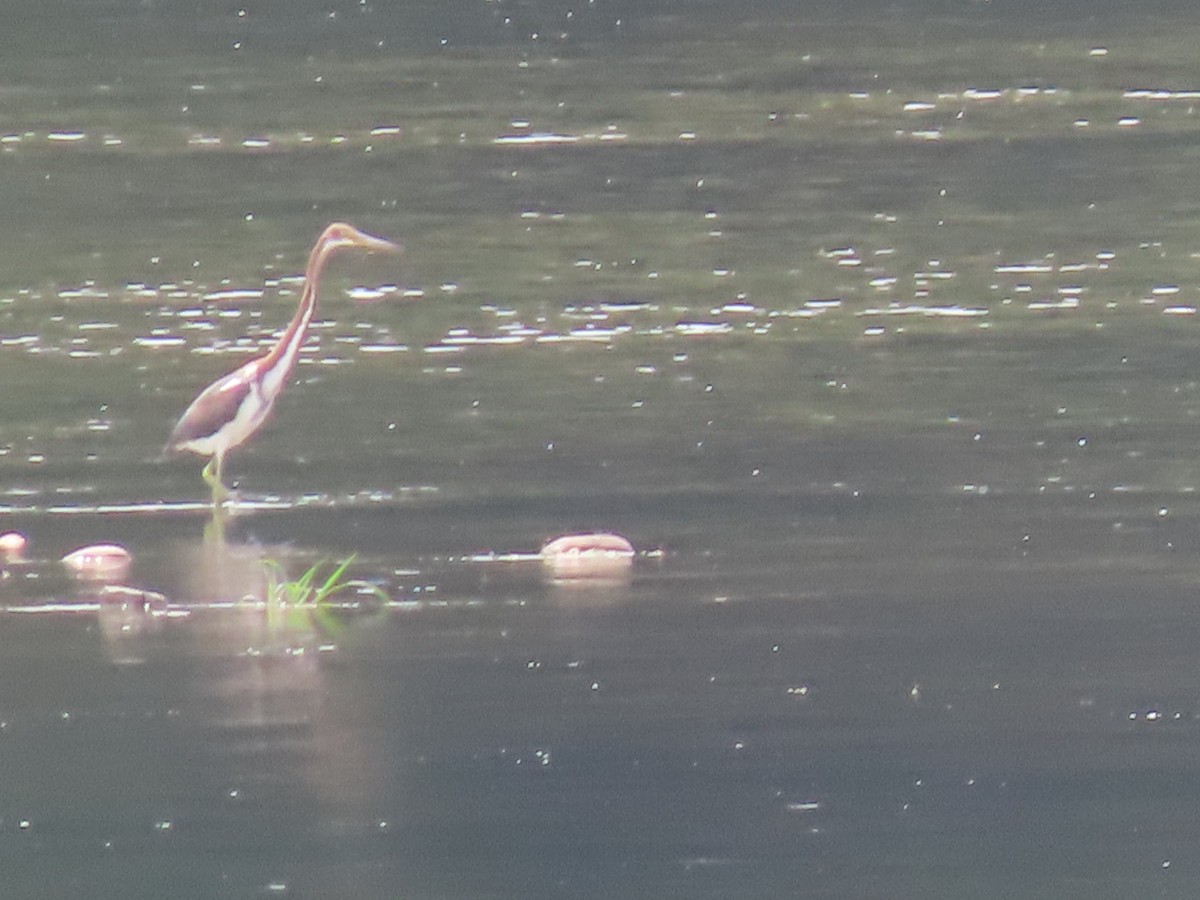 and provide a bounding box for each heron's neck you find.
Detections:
[262,241,336,379]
